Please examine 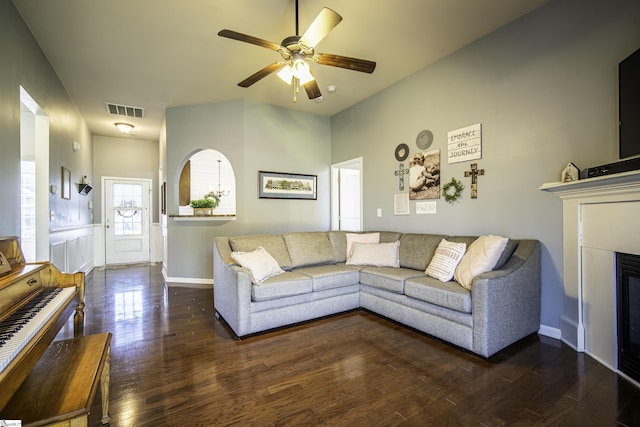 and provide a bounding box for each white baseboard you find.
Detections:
[161,266,213,288]
[538,324,561,340]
